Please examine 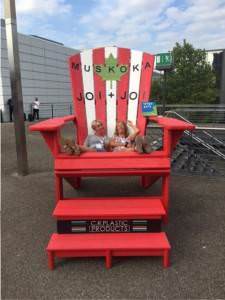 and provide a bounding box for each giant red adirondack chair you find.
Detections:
[30,46,195,270]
